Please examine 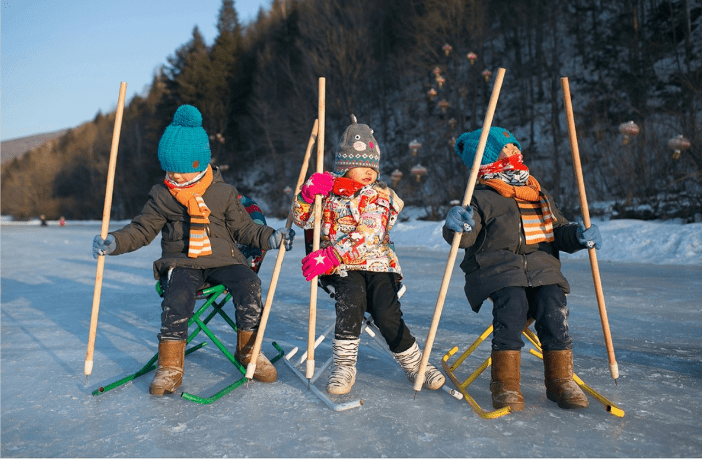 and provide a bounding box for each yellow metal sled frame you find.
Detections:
[442,323,624,419]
